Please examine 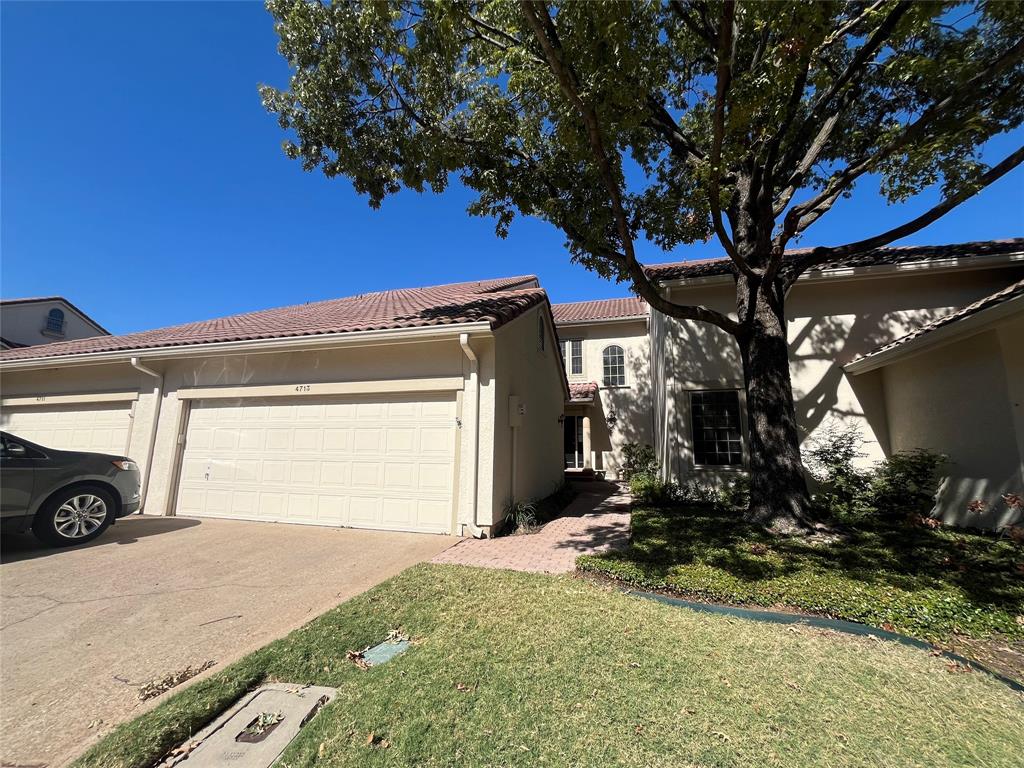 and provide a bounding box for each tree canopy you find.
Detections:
[262,0,1024,332]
